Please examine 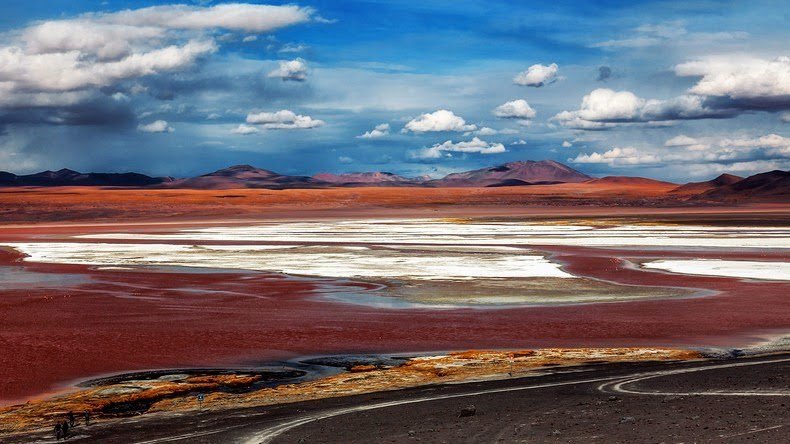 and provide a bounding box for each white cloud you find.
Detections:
[138,120,173,133]
[474,127,499,136]
[403,109,477,133]
[99,4,314,33]
[493,99,536,119]
[592,22,747,49]
[570,147,661,166]
[572,133,790,171]
[513,63,558,87]
[782,112,790,123]
[512,139,527,145]
[675,56,790,100]
[410,137,506,159]
[664,134,710,151]
[231,124,259,135]
[551,111,616,130]
[268,58,308,81]
[279,43,308,53]
[684,159,790,178]
[664,135,699,147]
[338,156,353,164]
[562,141,572,148]
[242,35,258,43]
[0,4,314,107]
[553,88,730,129]
[0,39,217,94]
[245,109,324,129]
[358,123,390,138]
